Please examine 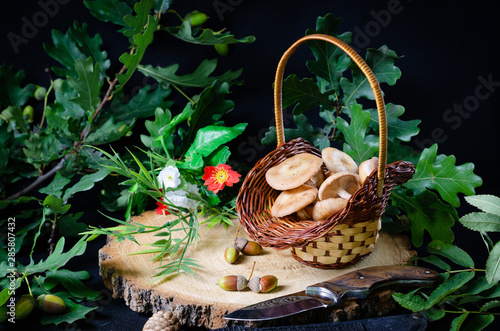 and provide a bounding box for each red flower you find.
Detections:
[155,190,170,215]
[202,164,241,194]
